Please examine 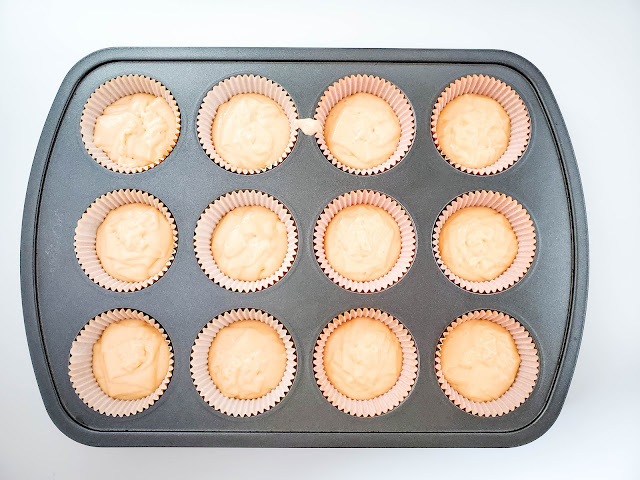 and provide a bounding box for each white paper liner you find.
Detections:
[68,309,174,417]
[81,75,181,174]
[435,310,539,417]
[190,308,297,417]
[313,308,418,417]
[431,74,530,175]
[433,190,536,293]
[314,190,416,293]
[74,189,178,292]
[314,75,414,175]
[194,190,298,292]
[196,75,299,174]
